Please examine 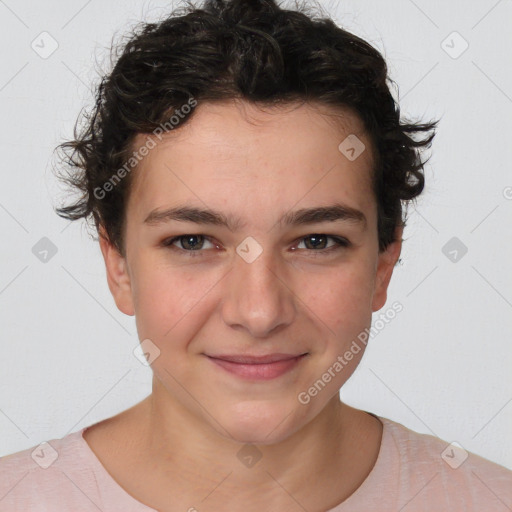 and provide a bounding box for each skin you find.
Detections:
[86,99,403,511]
